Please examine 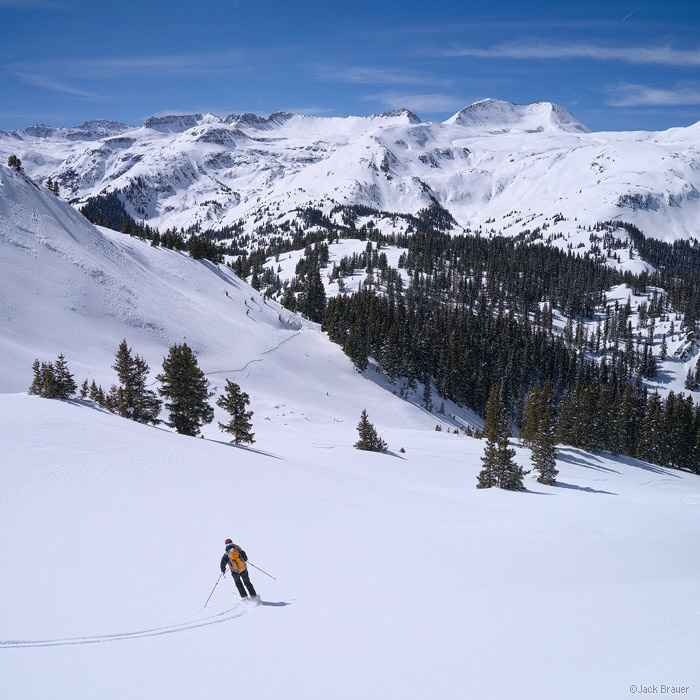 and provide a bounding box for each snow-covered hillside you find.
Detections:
[0,164,452,438]
[2,99,699,244]
[2,390,699,700]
